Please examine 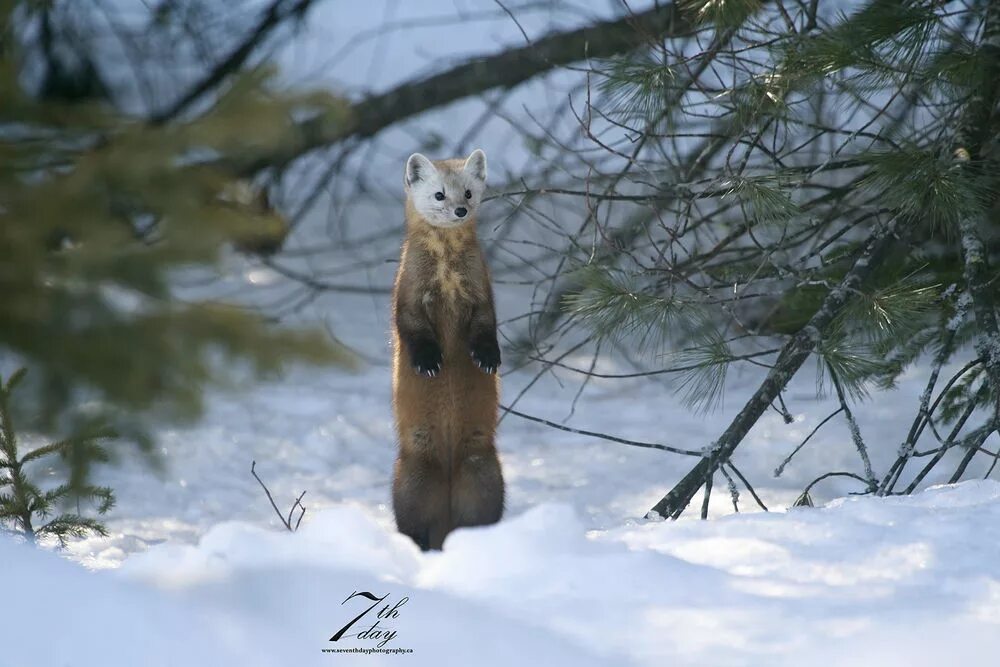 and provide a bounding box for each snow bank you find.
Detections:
[6,481,1000,666]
